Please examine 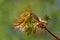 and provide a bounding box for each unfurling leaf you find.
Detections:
[13,6,48,35]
